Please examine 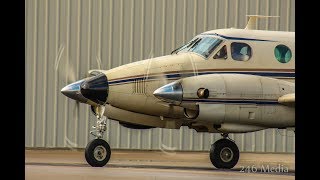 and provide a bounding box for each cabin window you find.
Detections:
[213,45,228,59]
[274,45,292,63]
[231,42,252,61]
